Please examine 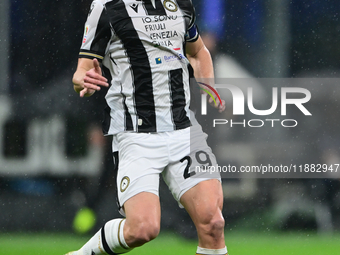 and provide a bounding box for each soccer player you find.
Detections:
[67,0,227,255]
